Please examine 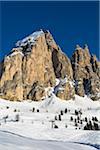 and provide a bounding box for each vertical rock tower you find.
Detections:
[0,30,74,101]
[71,44,100,100]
